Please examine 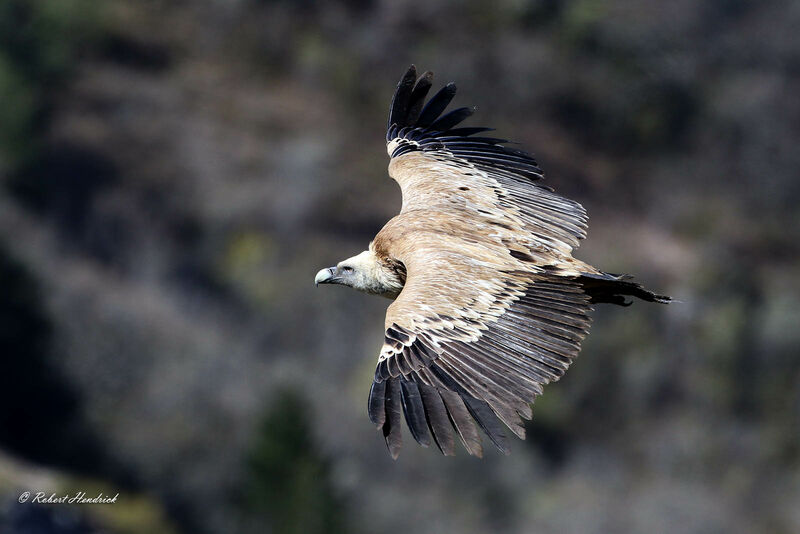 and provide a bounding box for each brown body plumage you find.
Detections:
[315,66,670,458]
